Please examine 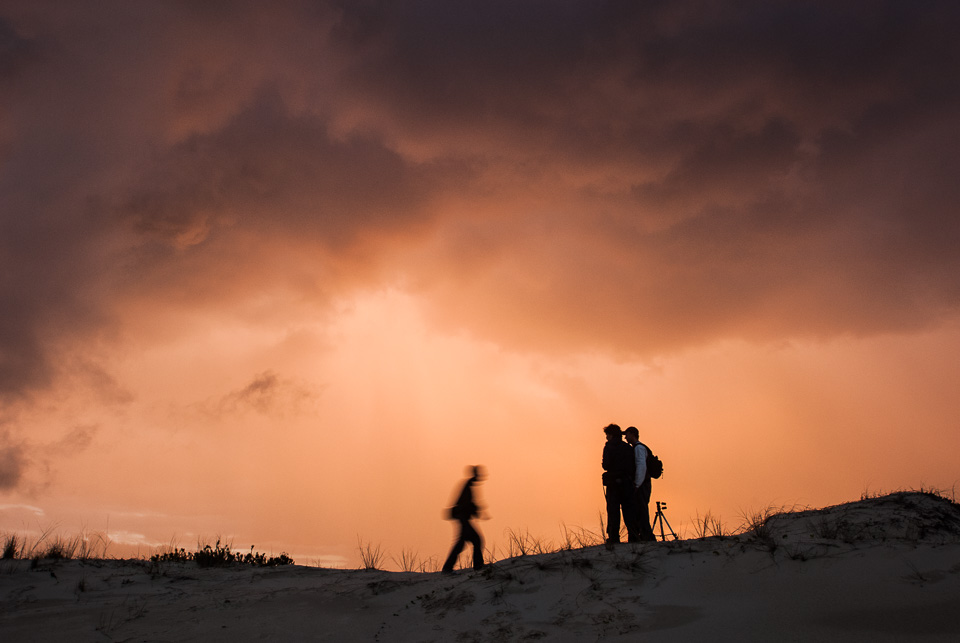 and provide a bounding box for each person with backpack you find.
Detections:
[601,424,640,544]
[624,426,659,542]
